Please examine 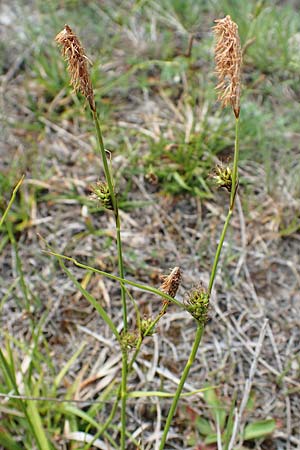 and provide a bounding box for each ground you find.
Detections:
[0,1,300,449]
